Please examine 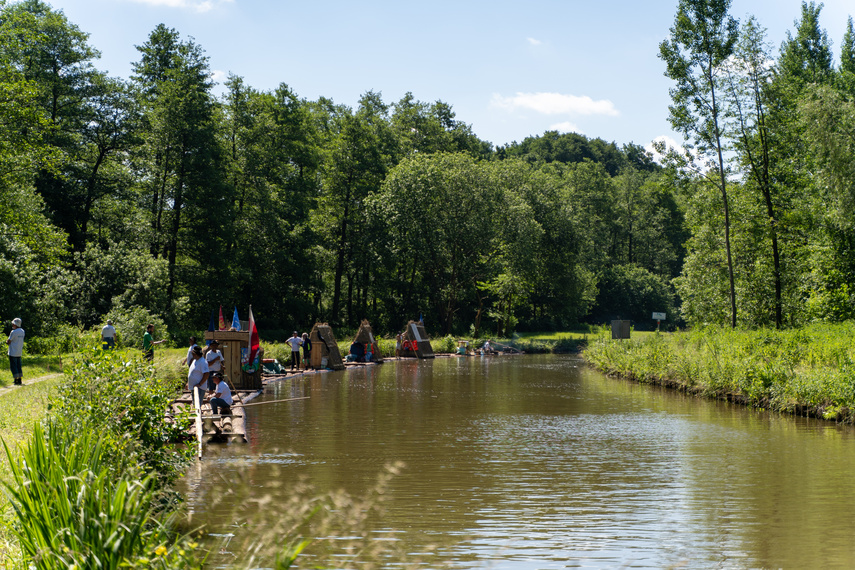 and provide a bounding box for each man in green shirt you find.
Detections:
[143,323,164,361]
